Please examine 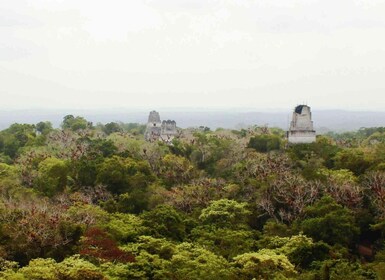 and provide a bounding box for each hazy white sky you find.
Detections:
[1,0,385,110]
